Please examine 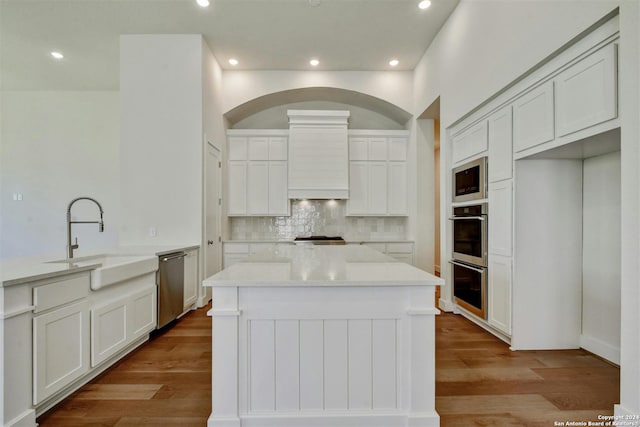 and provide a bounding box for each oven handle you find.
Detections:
[448,216,486,221]
[449,260,486,273]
